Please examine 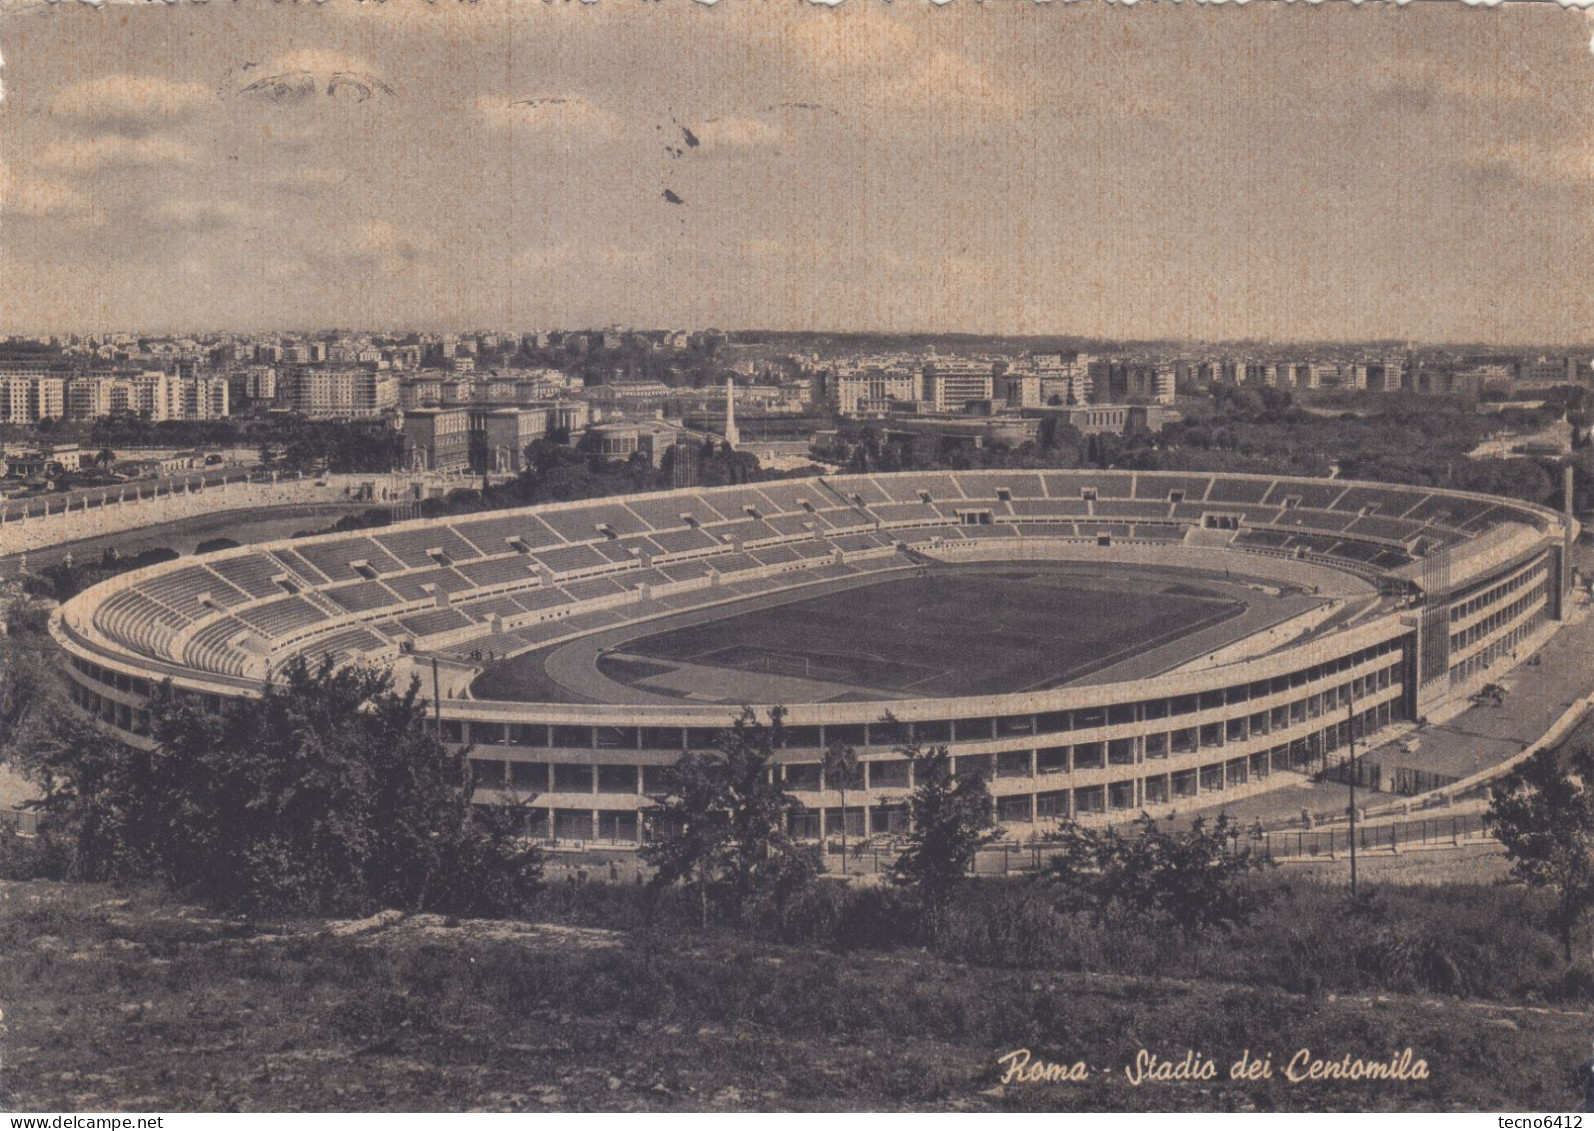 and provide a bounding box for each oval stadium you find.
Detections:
[49,470,1580,846]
